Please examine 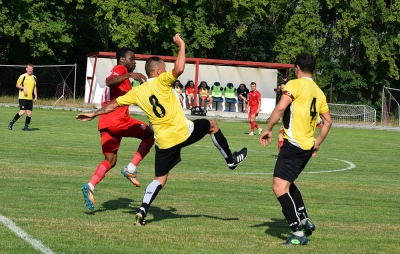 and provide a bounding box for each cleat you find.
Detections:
[22,126,29,131]
[228,147,248,170]
[248,132,254,135]
[134,209,147,226]
[283,234,308,245]
[8,121,13,130]
[258,127,263,135]
[81,184,95,211]
[121,167,141,187]
[302,218,316,236]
